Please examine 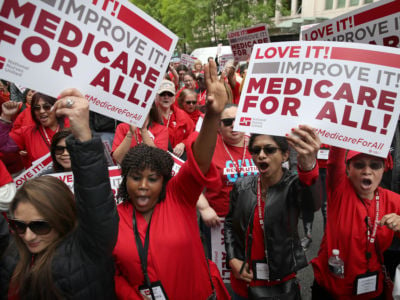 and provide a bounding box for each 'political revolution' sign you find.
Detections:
[0,0,178,127]
[234,41,400,158]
